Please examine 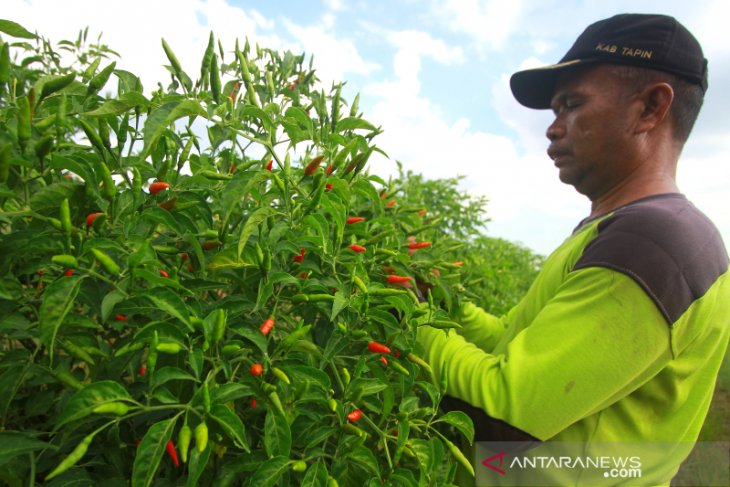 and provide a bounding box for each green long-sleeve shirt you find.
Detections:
[417,194,730,486]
